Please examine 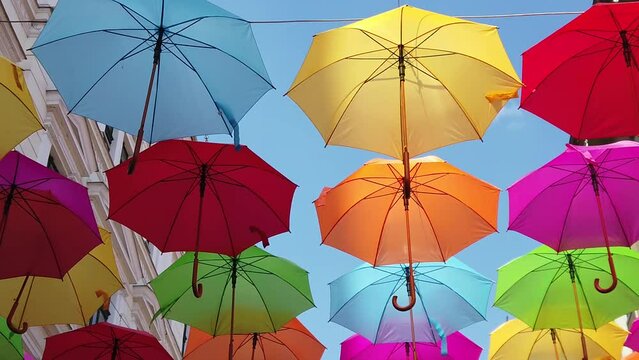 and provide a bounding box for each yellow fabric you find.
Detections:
[288,5,521,159]
[0,57,42,158]
[489,319,627,360]
[0,228,122,327]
